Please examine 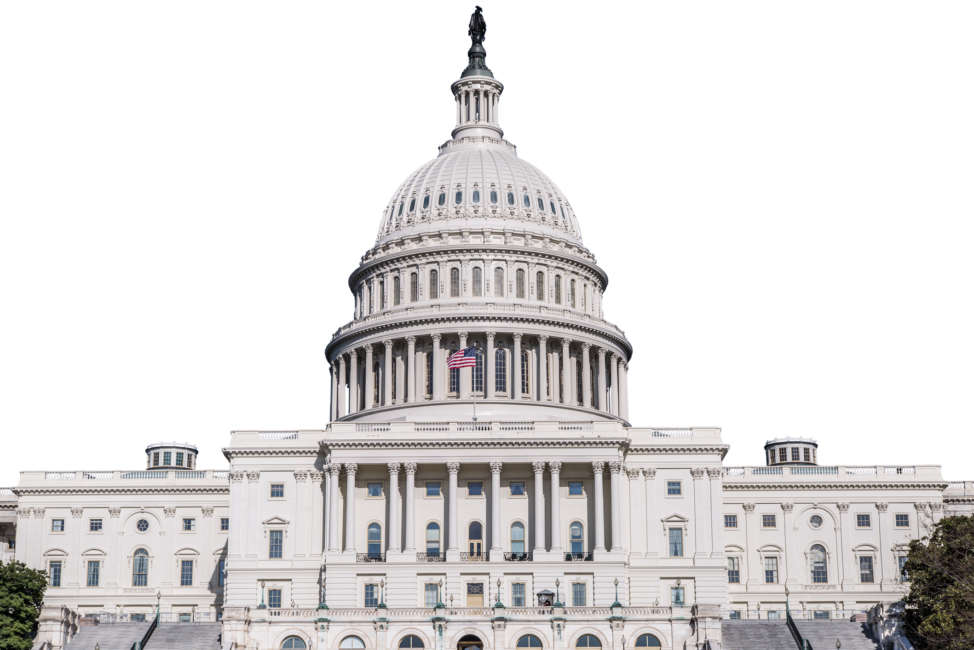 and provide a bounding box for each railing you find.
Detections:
[565,551,594,562]
[504,551,532,562]
[356,553,386,563]
[723,465,941,481]
[416,552,446,562]
[262,605,675,620]
[786,608,812,649]
[459,552,489,562]
[258,431,298,440]
[0,488,14,498]
[34,470,228,481]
